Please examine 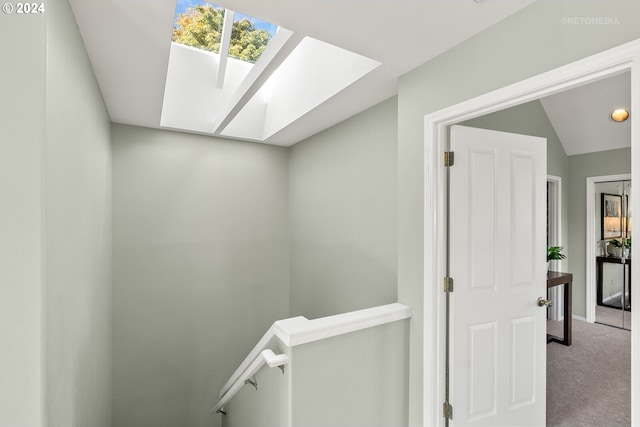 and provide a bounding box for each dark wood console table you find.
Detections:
[547,271,572,346]
[596,256,631,310]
